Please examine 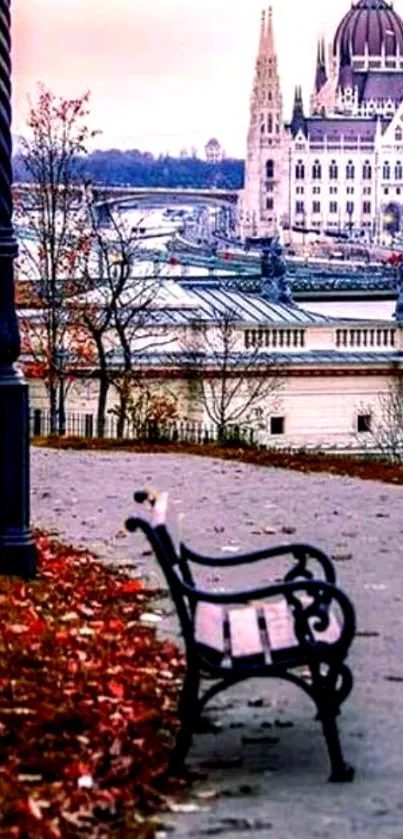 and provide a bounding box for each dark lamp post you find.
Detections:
[0,1,36,577]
